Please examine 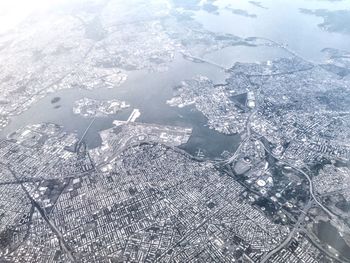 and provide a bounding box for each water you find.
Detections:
[1,53,240,158]
[315,220,350,260]
[2,0,350,158]
[195,0,350,63]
